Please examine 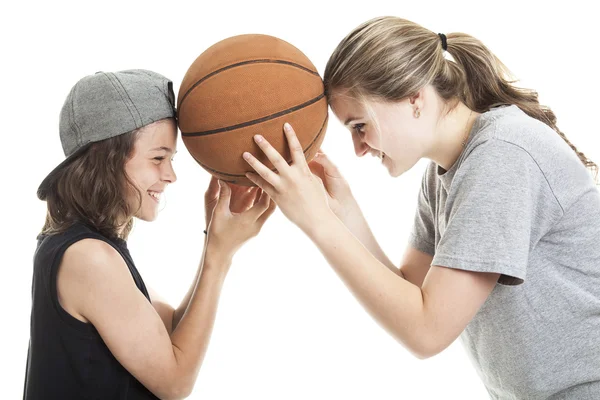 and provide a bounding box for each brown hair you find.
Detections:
[324,16,598,179]
[41,130,143,240]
